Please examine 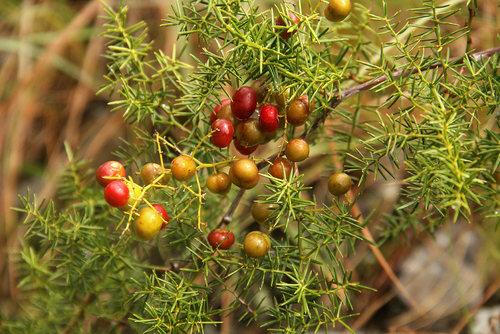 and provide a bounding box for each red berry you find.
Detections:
[210,118,234,148]
[233,137,259,155]
[231,86,258,120]
[96,161,126,188]
[207,228,235,250]
[104,181,130,208]
[259,105,280,133]
[151,204,169,229]
[275,10,300,39]
[268,157,294,180]
[210,98,231,124]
